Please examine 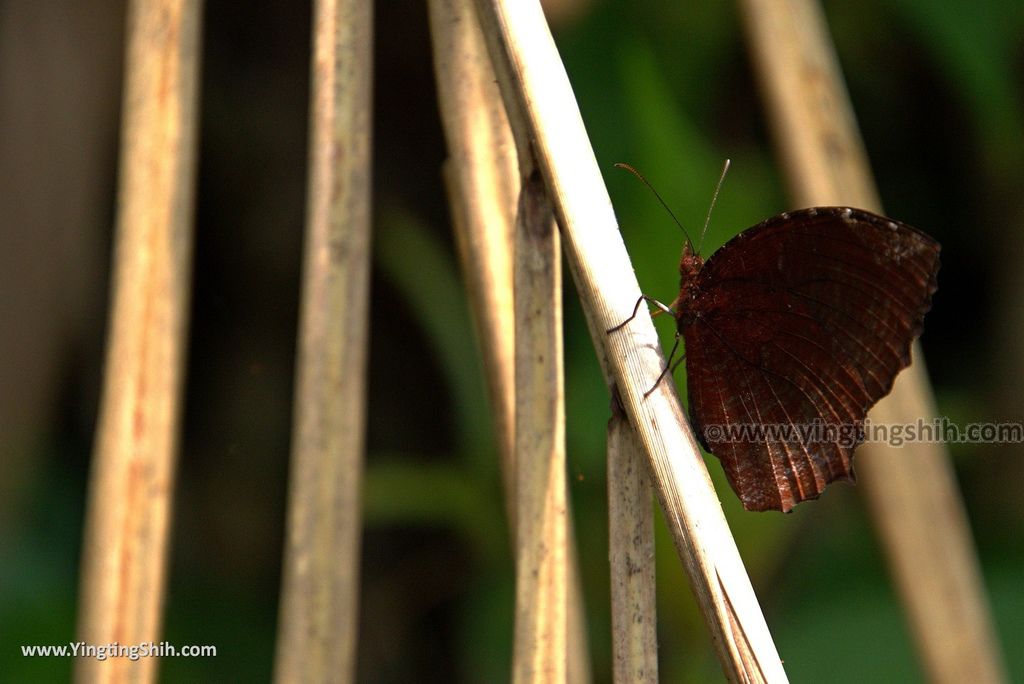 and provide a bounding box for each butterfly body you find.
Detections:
[667,207,940,512]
